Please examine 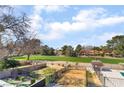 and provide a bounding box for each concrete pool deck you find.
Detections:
[101,69,124,79]
[100,69,124,87]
